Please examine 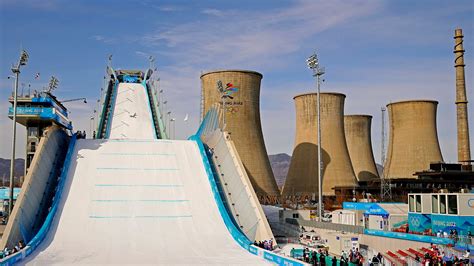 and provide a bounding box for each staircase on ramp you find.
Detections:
[23,139,269,265]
